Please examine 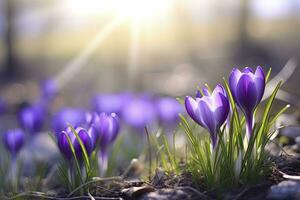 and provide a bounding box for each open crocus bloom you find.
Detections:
[229,66,265,137]
[185,84,229,149]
